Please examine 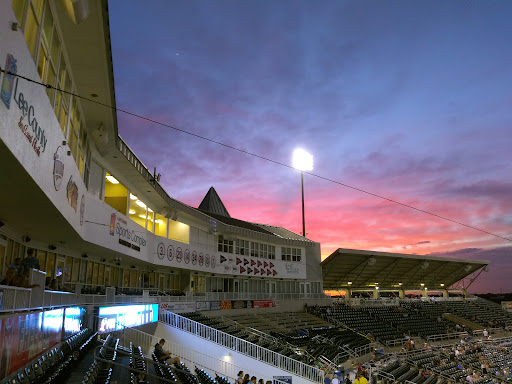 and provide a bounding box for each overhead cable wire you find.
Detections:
[2,67,511,243]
